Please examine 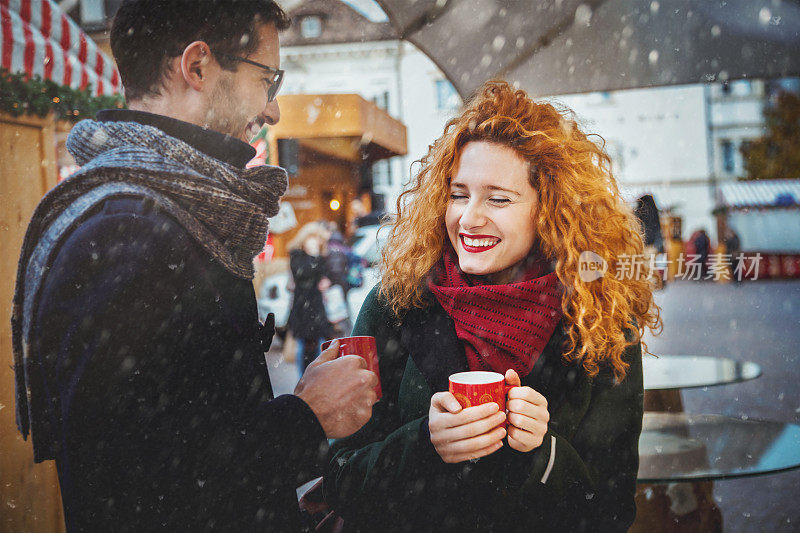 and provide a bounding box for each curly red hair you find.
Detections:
[380,80,661,380]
